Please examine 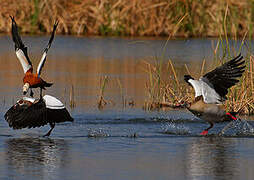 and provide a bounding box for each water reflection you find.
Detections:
[186,137,237,179]
[5,138,69,179]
